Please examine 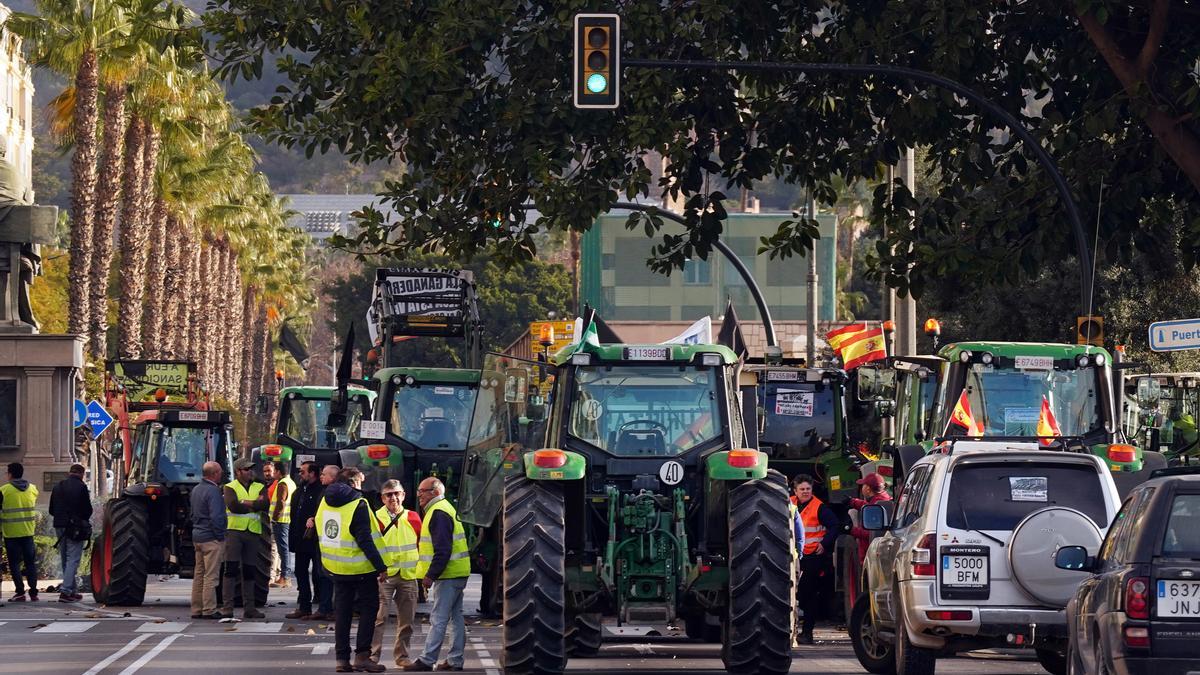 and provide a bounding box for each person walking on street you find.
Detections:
[49,463,92,602]
[1,462,40,601]
[847,473,892,564]
[190,461,227,619]
[222,458,270,619]
[319,467,388,673]
[793,474,840,645]
[264,461,295,588]
[371,480,423,668]
[287,461,334,621]
[404,478,470,672]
